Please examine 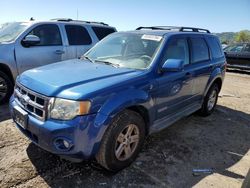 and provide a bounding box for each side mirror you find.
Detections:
[22,35,40,47]
[161,59,184,72]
